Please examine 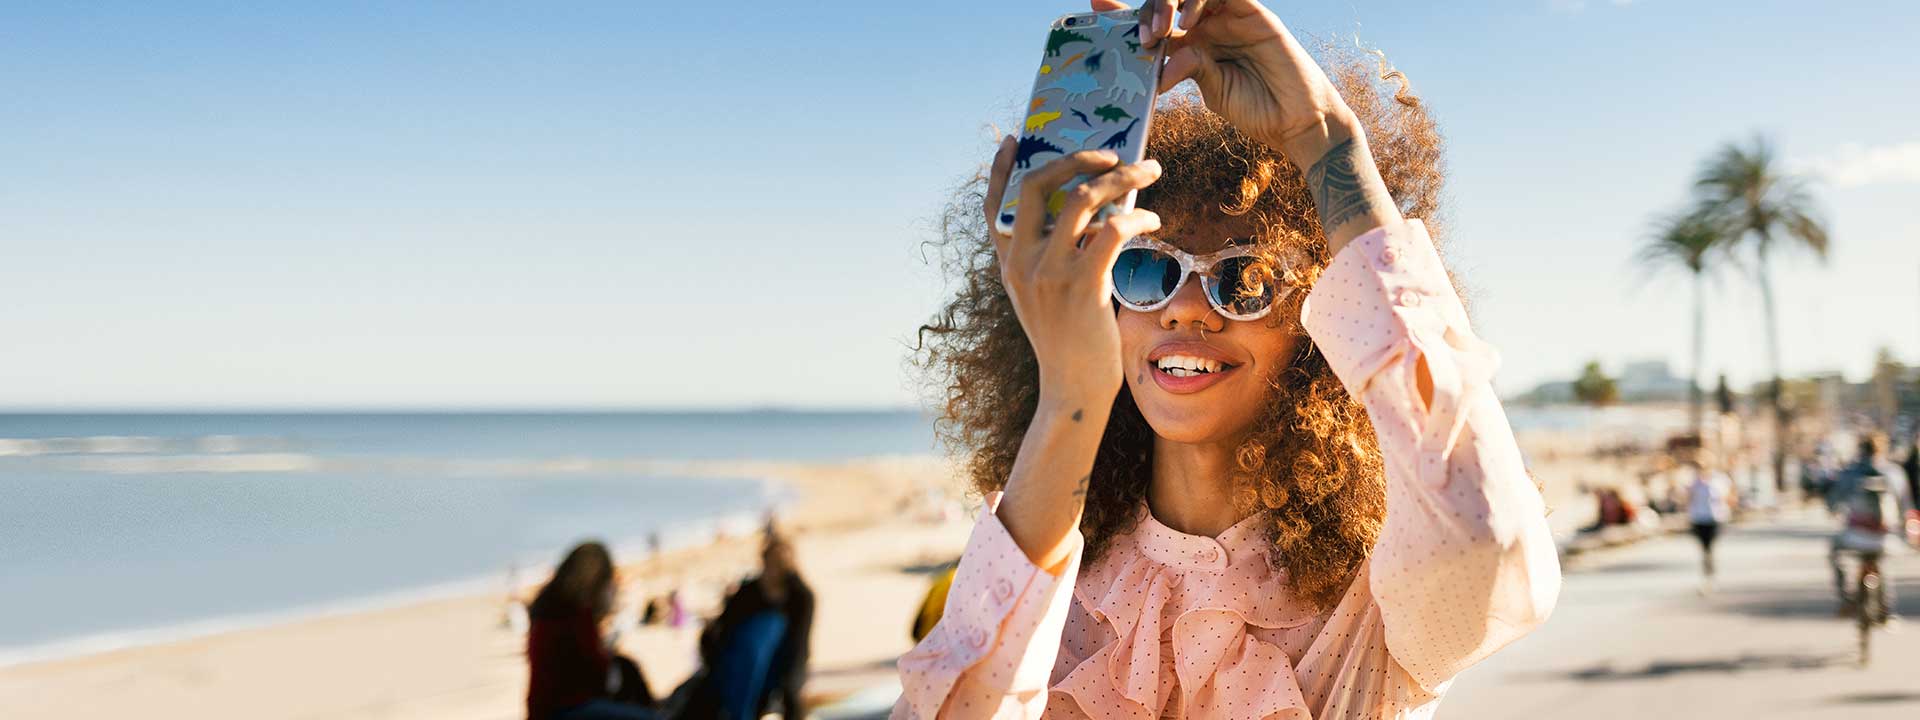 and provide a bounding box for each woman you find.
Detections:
[898,1,1559,717]
[526,541,657,720]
